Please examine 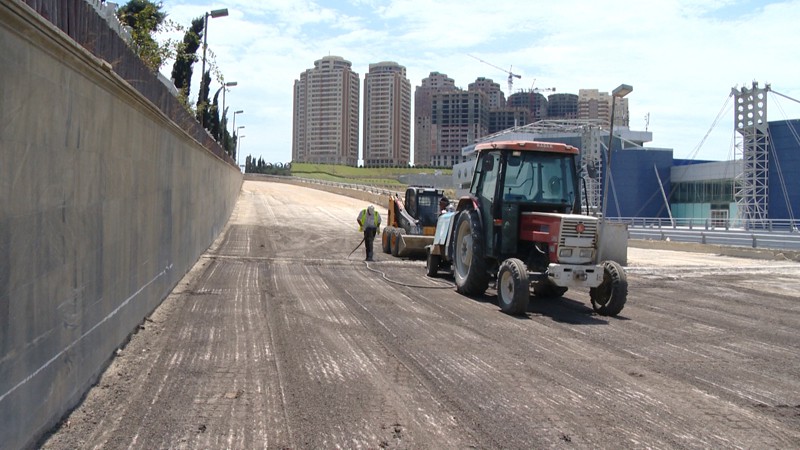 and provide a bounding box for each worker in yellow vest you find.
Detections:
[356,205,381,261]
